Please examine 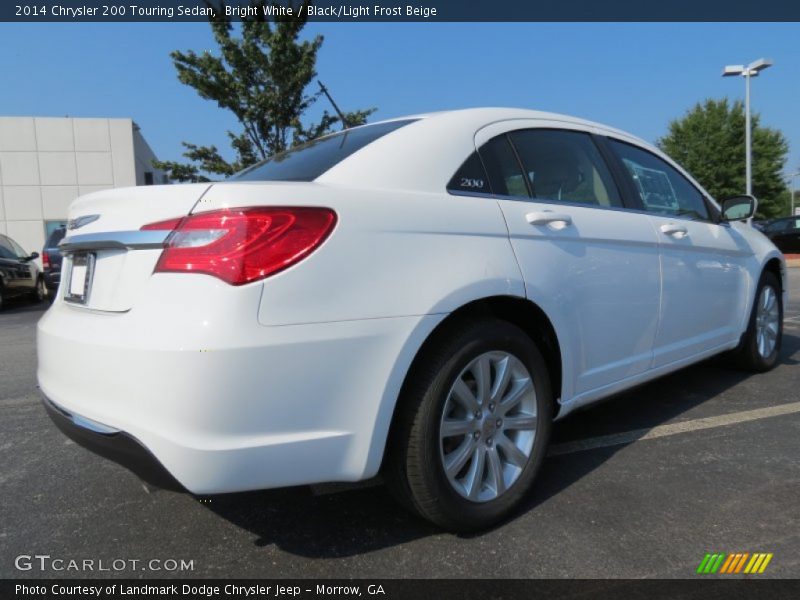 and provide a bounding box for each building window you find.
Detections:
[144,172,155,185]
